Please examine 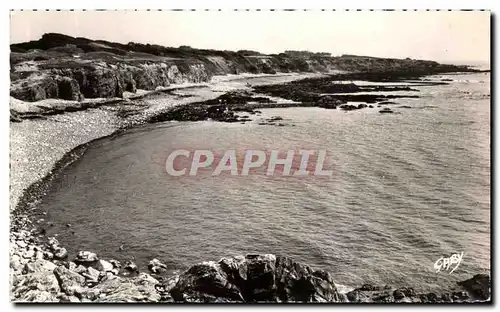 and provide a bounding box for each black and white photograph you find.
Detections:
[8,9,491,303]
